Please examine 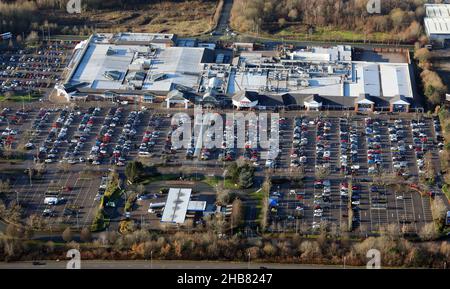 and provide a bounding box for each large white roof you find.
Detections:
[70,43,147,90]
[425,4,450,18]
[379,64,413,98]
[142,47,206,92]
[348,62,412,98]
[425,18,450,35]
[348,63,380,97]
[69,40,207,93]
[161,188,192,224]
[424,4,450,35]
